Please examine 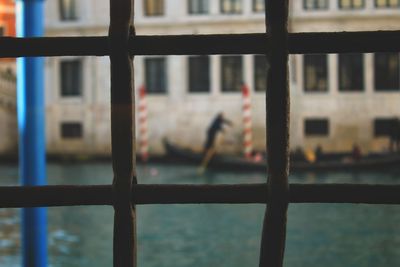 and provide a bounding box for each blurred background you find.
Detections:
[0,0,400,266]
